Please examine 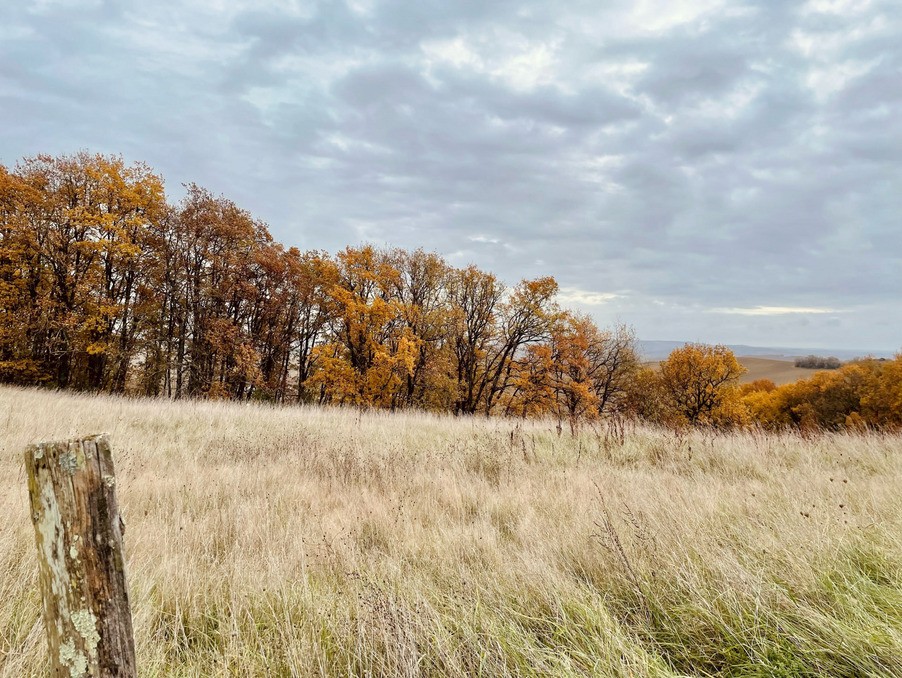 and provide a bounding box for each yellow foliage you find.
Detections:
[658,343,746,427]
[737,355,902,432]
[85,342,107,356]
